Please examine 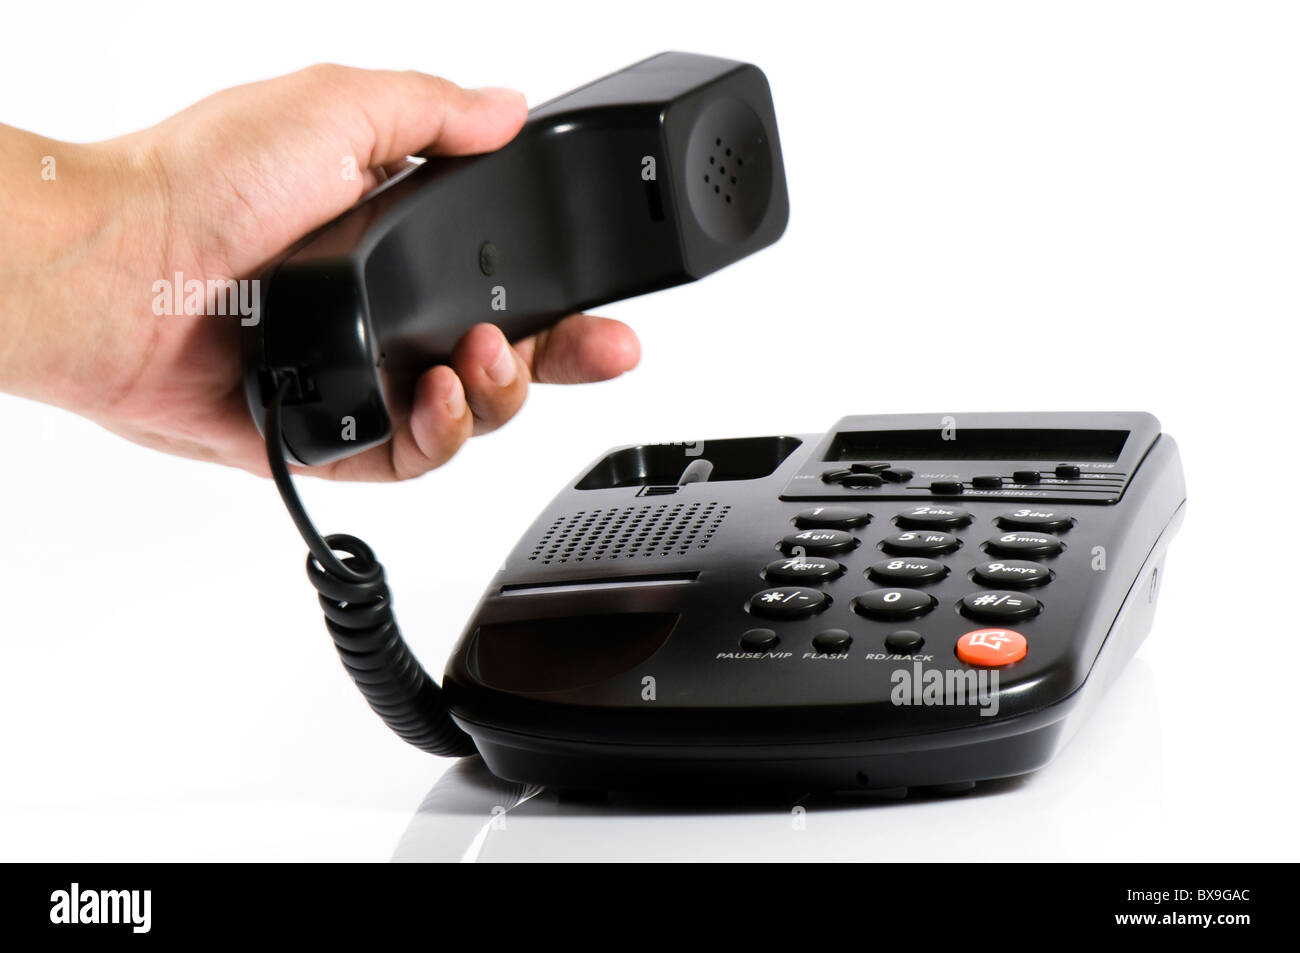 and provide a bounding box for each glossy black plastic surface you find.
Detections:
[242,51,789,465]
[442,412,1186,793]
